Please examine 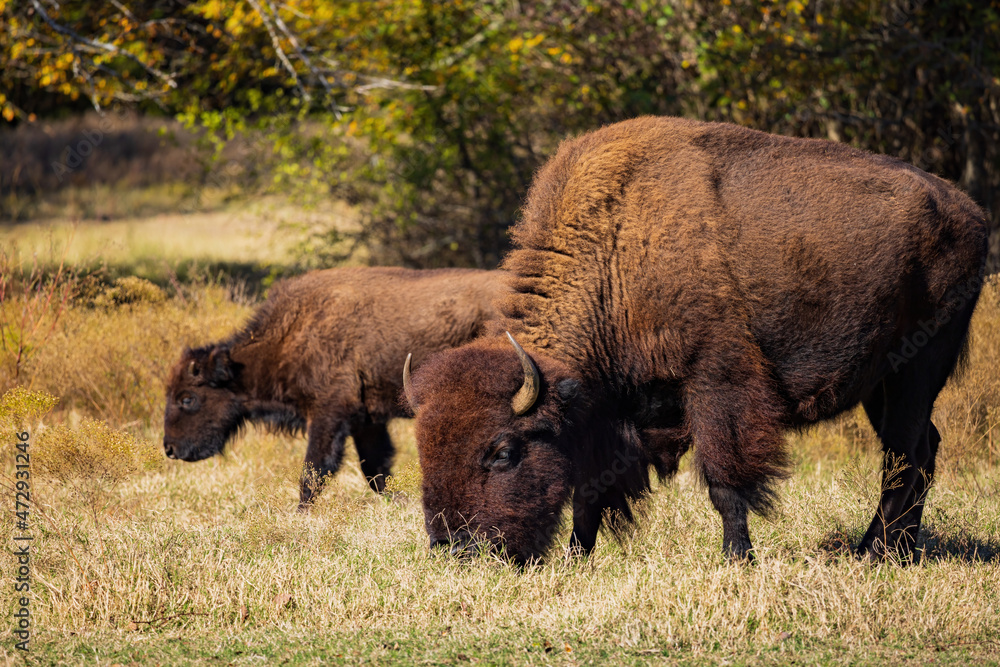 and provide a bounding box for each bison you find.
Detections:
[163,267,505,506]
[405,116,989,565]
